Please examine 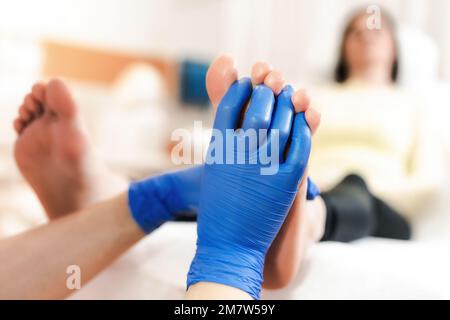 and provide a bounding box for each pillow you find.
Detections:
[397,25,440,88]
